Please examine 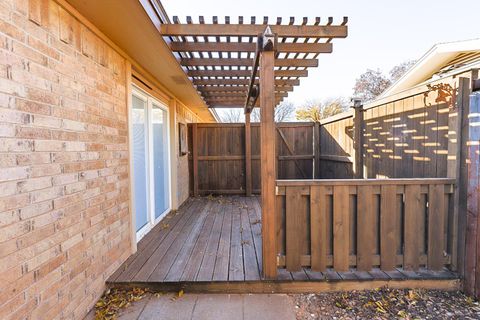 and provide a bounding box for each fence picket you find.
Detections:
[333,185,350,271]
[286,186,302,271]
[380,185,397,270]
[404,184,421,270]
[310,185,328,271]
[428,184,445,270]
[357,185,374,271]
